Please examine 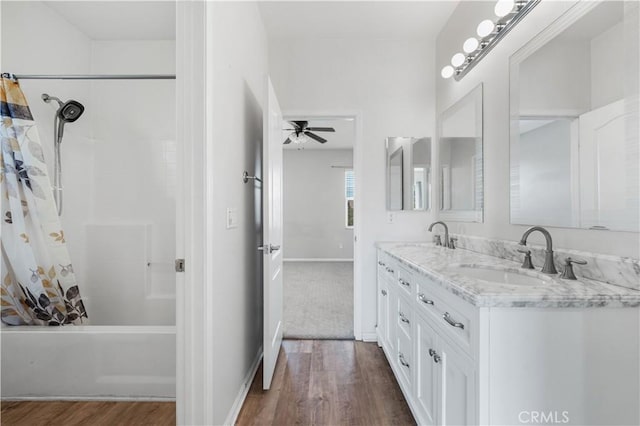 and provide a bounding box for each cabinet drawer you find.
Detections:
[416,282,474,355]
[396,294,413,340]
[397,266,415,297]
[377,254,397,282]
[397,329,413,390]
